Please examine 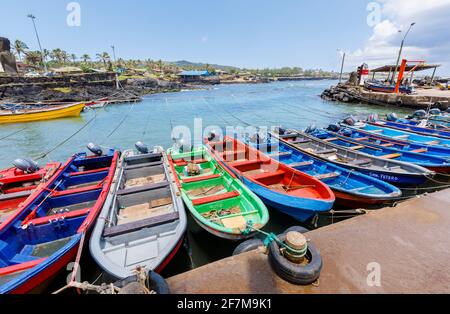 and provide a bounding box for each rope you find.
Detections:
[32,111,97,161]
[0,128,26,141]
[104,102,135,140]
